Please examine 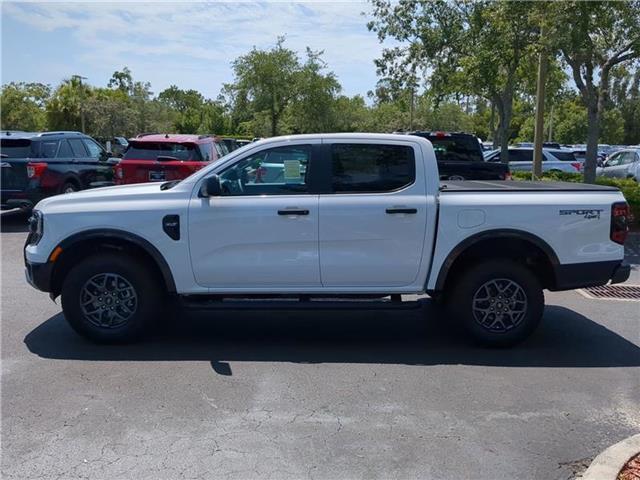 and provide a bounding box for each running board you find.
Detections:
[180,295,425,311]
